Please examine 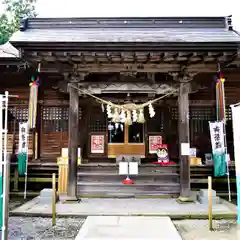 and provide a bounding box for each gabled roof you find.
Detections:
[10,16,240,44]
[0,42,19,59]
